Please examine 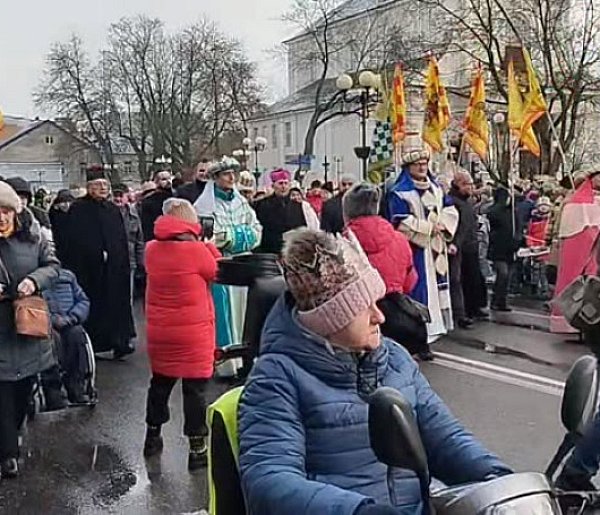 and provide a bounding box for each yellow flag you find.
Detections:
[391,63,407,145]
[463,66,489,160]
[522,48,547,138]
[508,60,540,157]
[422,57,451,152]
